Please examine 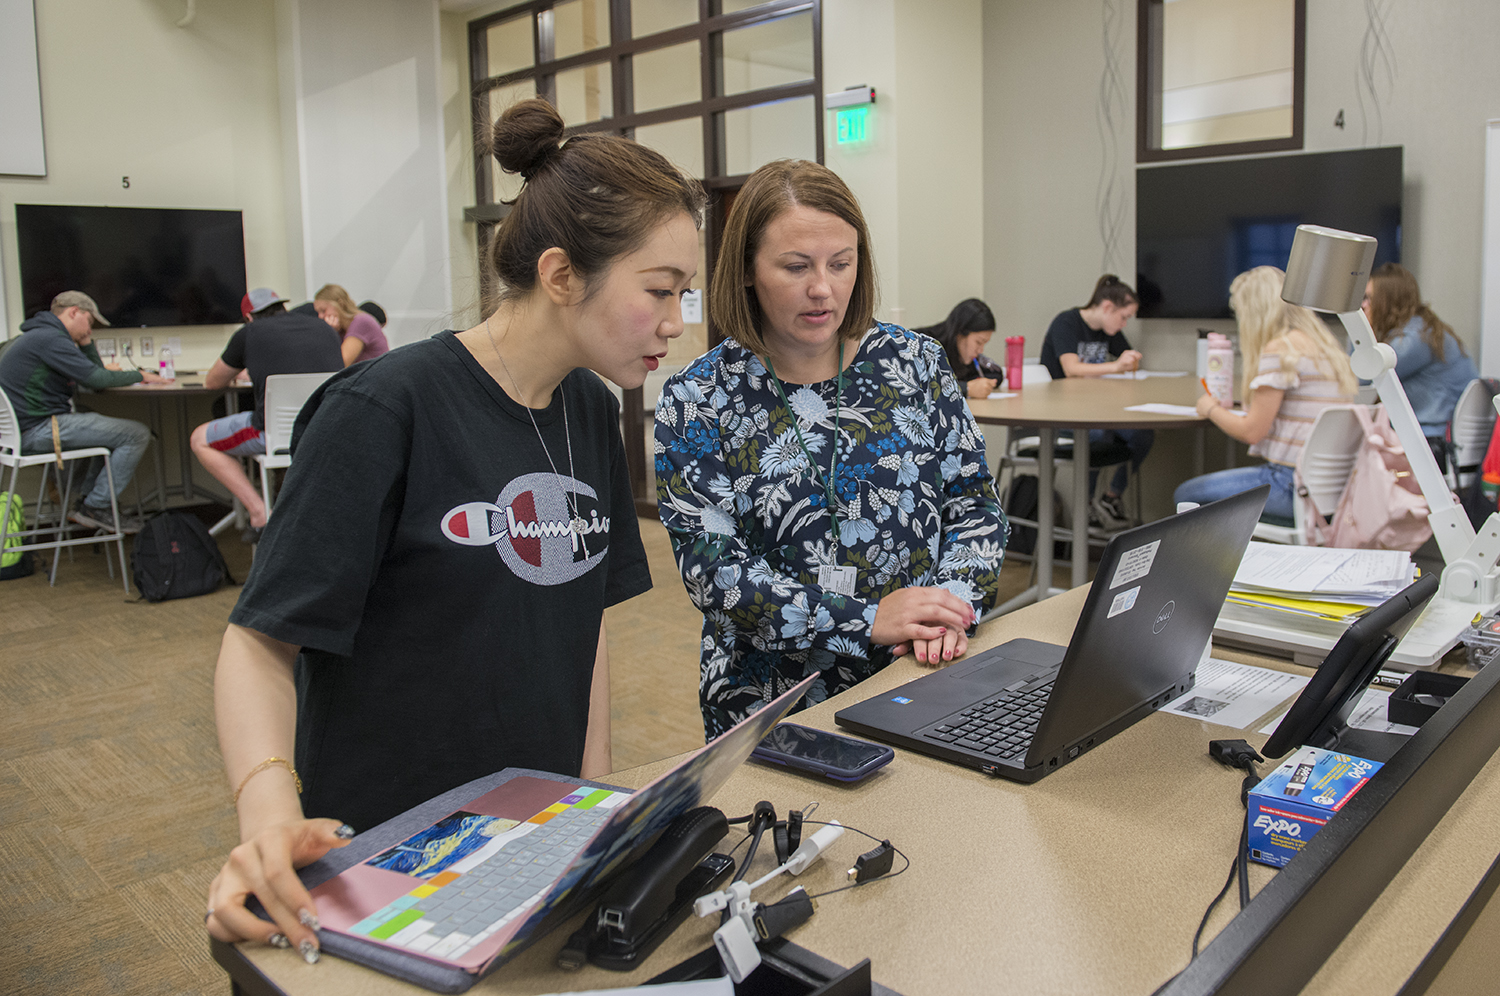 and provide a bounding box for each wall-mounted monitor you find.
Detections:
[16,204,247,327]
[1136,147,1402,319]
